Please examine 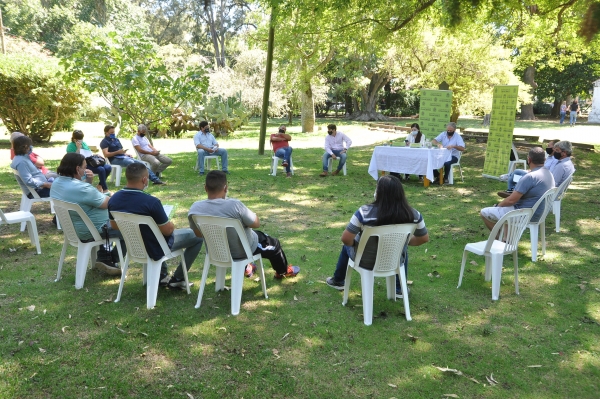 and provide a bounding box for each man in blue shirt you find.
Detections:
[193,121,229,176]
[431,122,465,184]
[100,125,165,185]
[551,141,575,188]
